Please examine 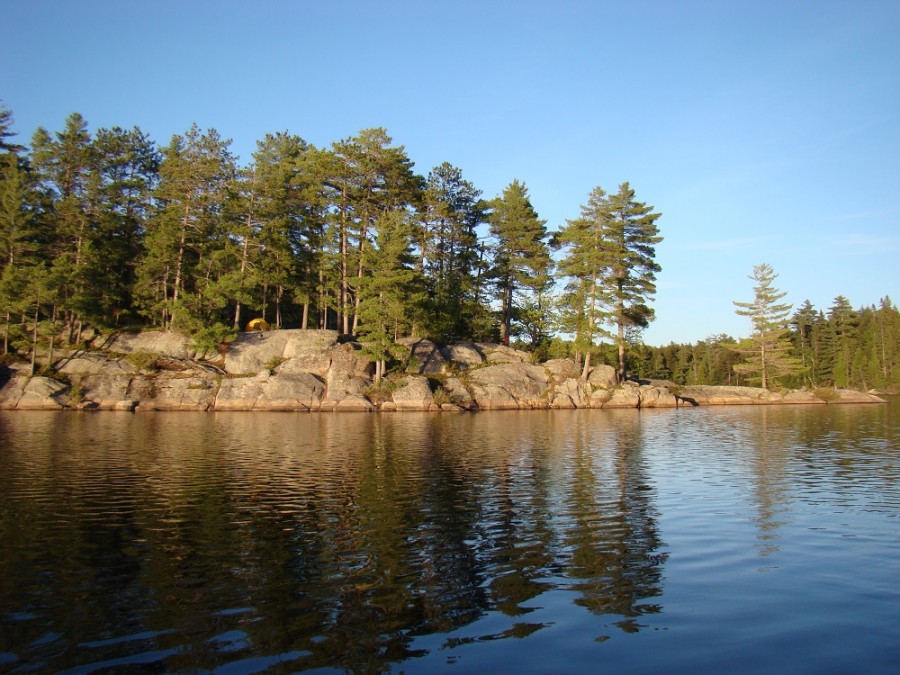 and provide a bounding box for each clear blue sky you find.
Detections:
[3,0,898,344]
